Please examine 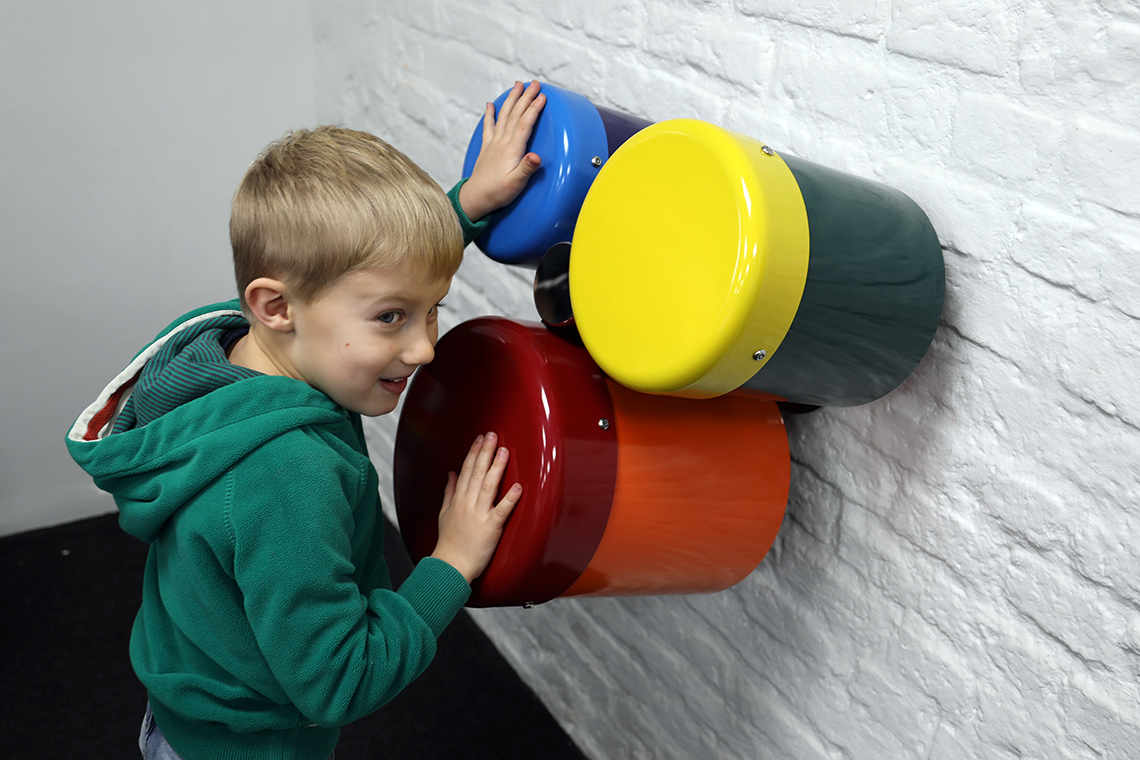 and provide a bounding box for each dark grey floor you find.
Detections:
[0,512,586,760]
